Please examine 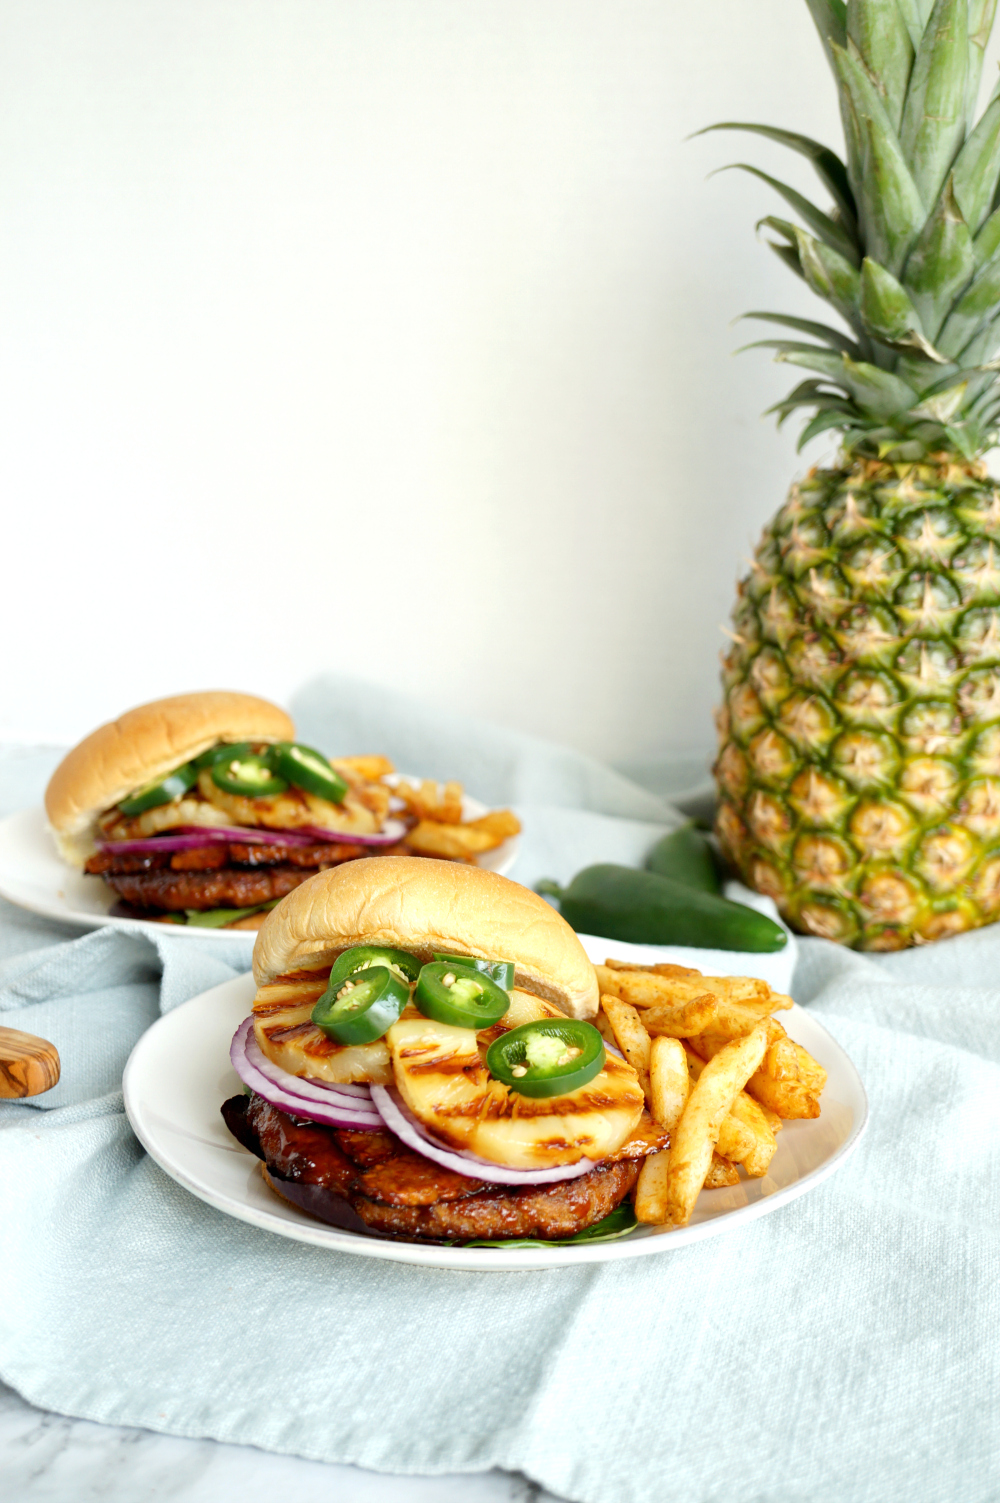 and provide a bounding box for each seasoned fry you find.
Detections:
[728,1091,777,1177]
[666,1023,768,1227]
[331,755,395,782]
[648,1036,689,1132]
[404,809,521,859]
[718,1111,755,1165]
[603,959,701,978]
[354,781,392,824]
[470,809,521,838]
[634,1150,671,1223]
[594,1008,617,1047]
[641,995,719,1038]
[703,1153,740,1189]
[791,1040,828,1093]
[682,1045,754,1164]
[745,1070,822,1120]
[630,1038,691,1225]
[393,778,466,825]
[685,1014,786,1063]
[598,956,824,1215]
[601,995,652,1103]
[597,964,789,1018]
[763,1036,801,1082]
